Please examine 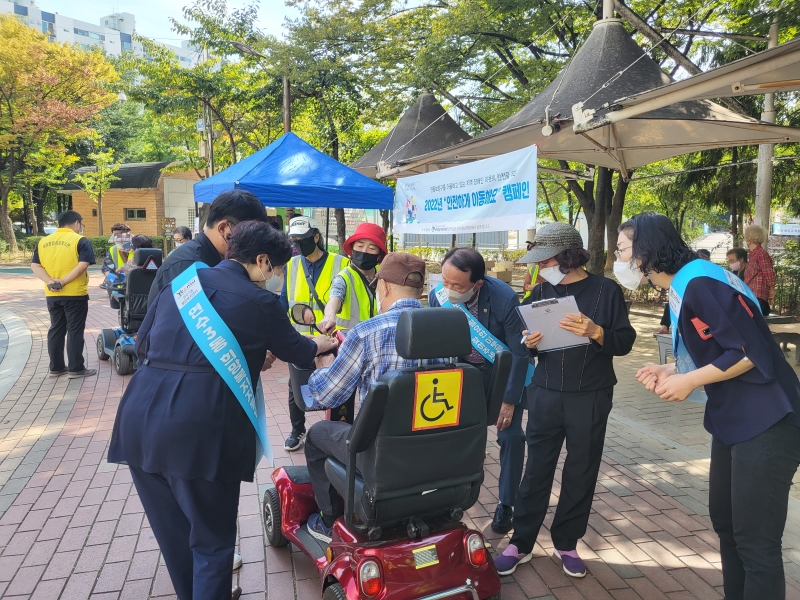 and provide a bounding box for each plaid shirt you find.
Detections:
[744,245,775,301]
[307,298,443,409]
